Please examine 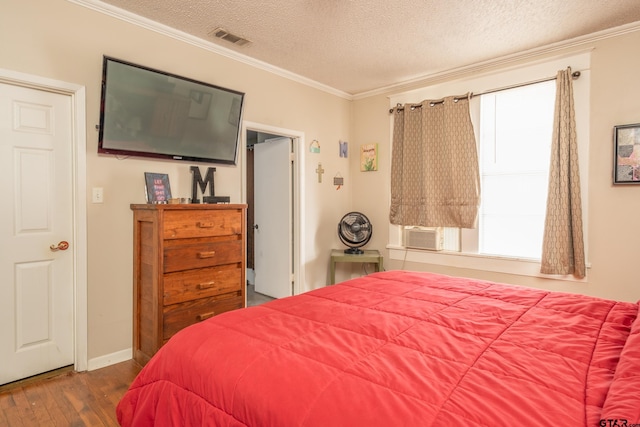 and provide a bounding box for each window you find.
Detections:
[476,81,556,259]
[388,52,590,277]
[421,81,556,260]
